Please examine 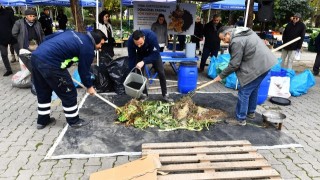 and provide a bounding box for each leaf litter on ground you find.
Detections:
[116,96,227,131]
